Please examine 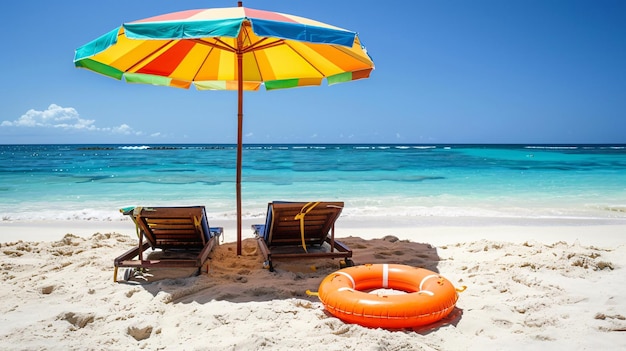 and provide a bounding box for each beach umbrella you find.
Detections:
[73,2,374,255]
